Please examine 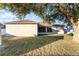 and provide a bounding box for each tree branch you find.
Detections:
[55,4,74,25]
